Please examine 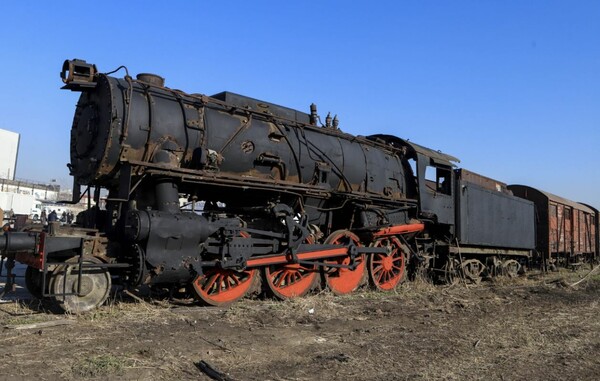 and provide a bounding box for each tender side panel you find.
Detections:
[457,182,535,249]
